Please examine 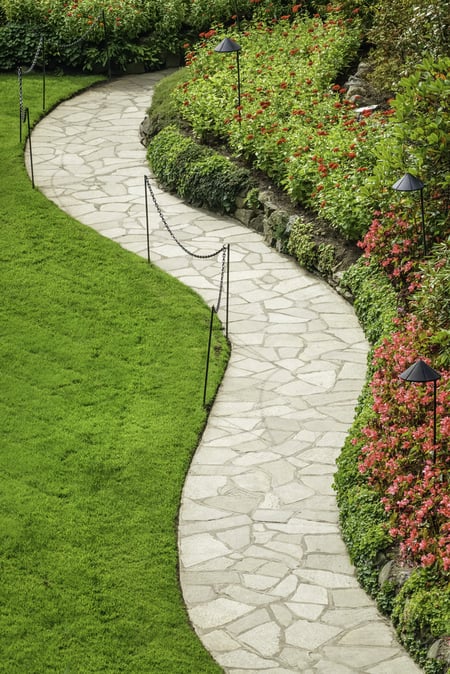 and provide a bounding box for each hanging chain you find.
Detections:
[145,176,227,311]
[23,34,44,74]
[18,34,44,122]
[59,13,102,49]
[144,176,224,260]
[214,244,227,313]
[18,67,24,121]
